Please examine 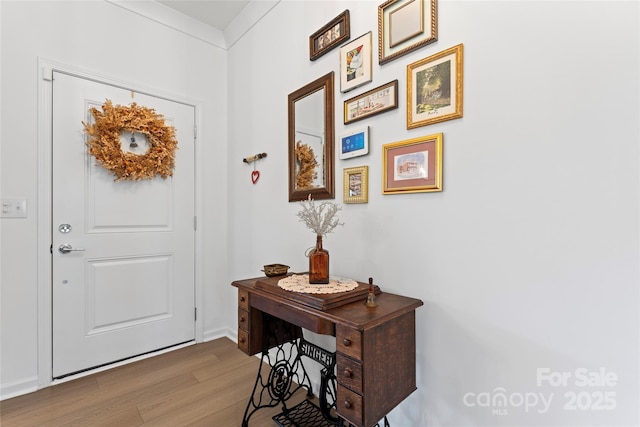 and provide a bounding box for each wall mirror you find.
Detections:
[288,72,335,202]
